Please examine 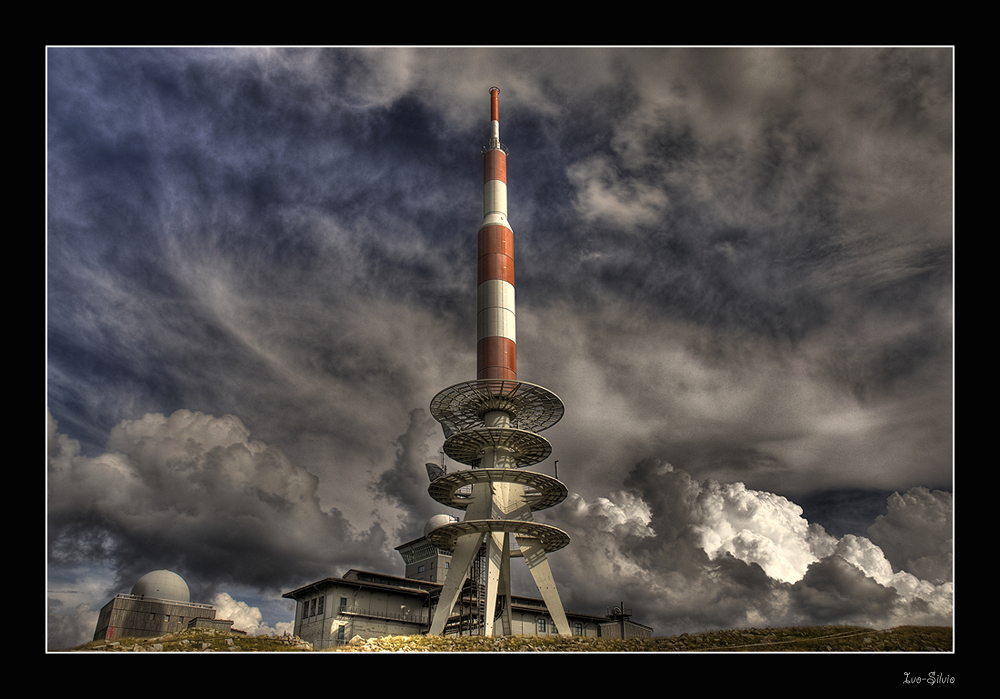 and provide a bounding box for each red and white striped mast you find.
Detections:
[478,86,516,381]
